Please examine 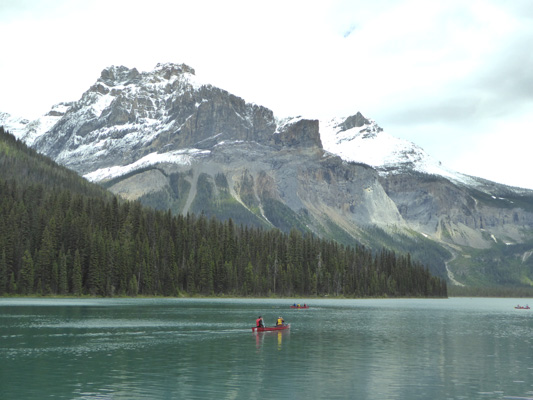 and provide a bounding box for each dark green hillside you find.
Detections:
[359,226,451,280]
[0,126,446,298]
[0,127,111,199]
[449,240,533,287]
